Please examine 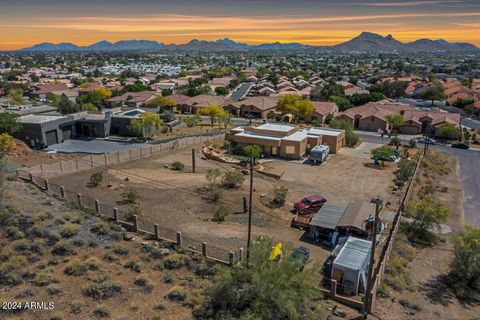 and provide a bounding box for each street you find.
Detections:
[356,131,480,226]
